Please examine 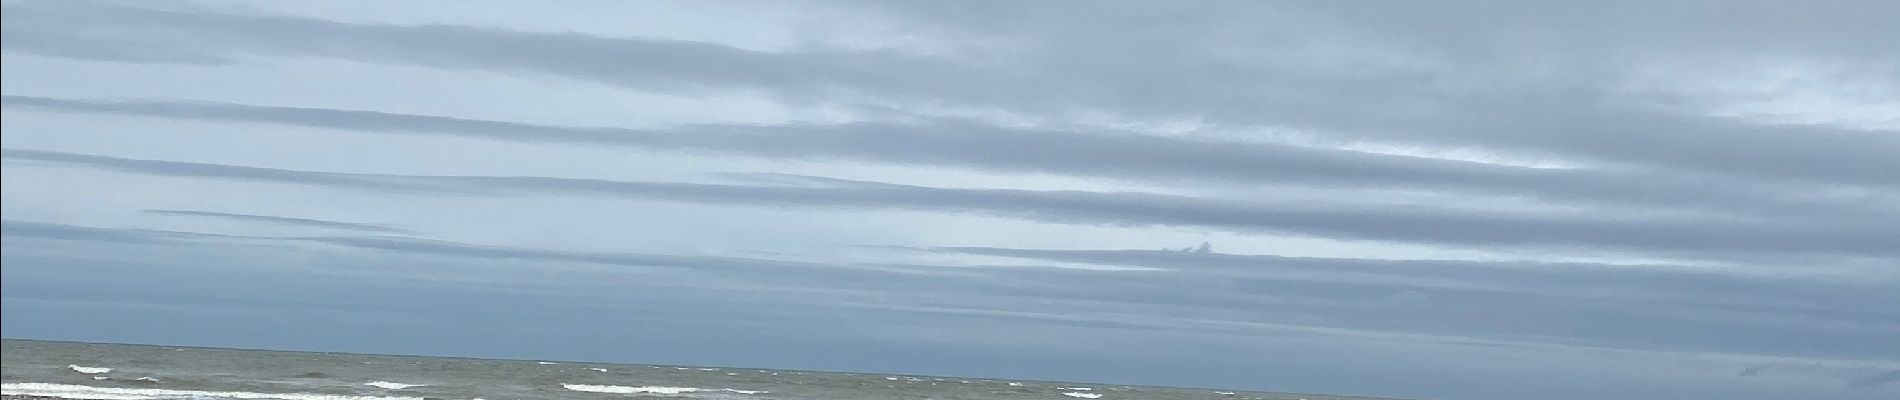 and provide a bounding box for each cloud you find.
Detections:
[1738,364,1771,377]
[144,209,413,234]
[912,245,1900,358]
[11,149,1898,260]
[0,148,424,192]
[10,219,1899,365]
[0,220,204,245]
[11,94,1884,221]
[5,0,1897,189]
[9,95,1891,222]
[1847,369,1900,388]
